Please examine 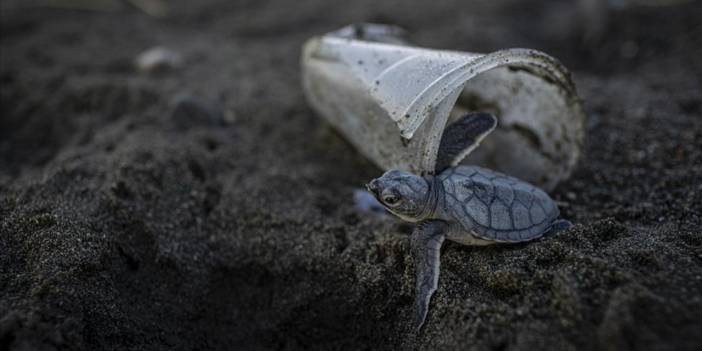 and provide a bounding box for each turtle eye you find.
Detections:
[382,194,400,206]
